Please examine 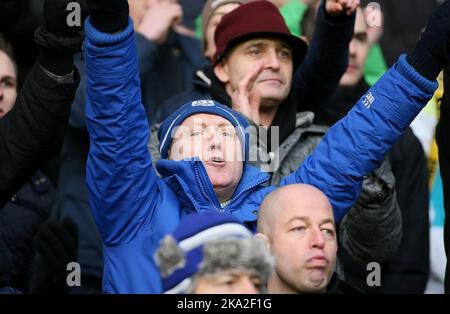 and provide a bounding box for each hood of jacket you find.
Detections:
[155,158,271,227]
